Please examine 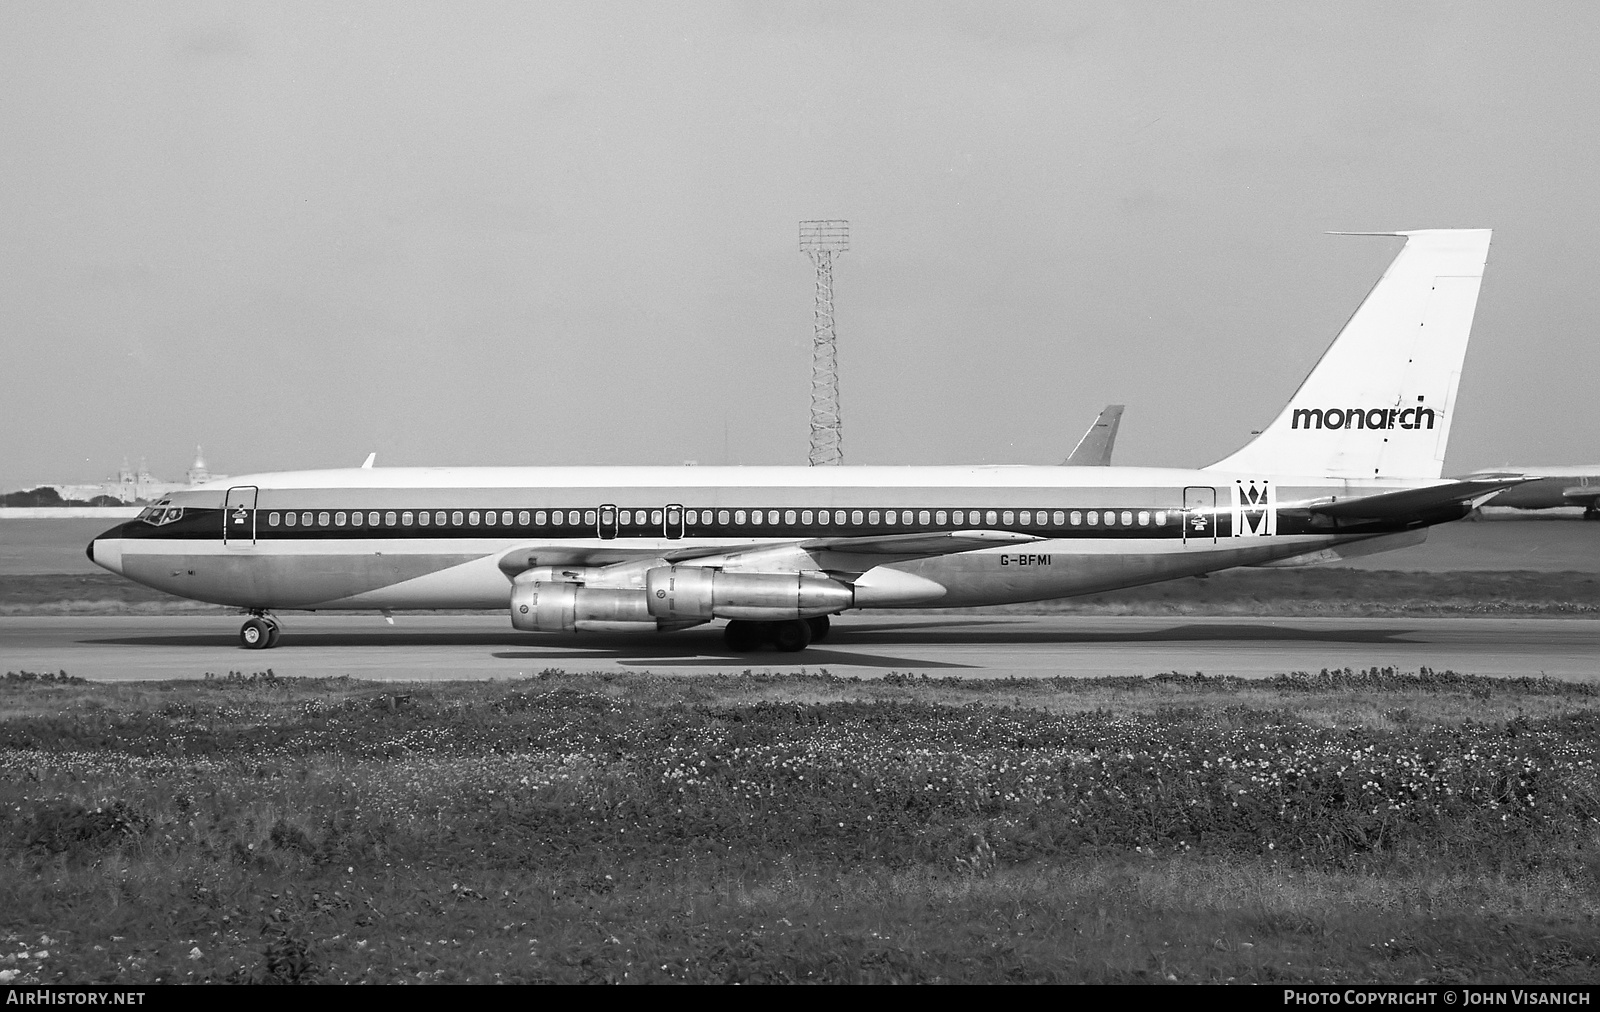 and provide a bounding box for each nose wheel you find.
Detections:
[240,613,282,649]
